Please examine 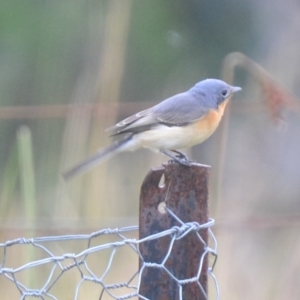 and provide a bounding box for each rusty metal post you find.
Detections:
[139,162,210,300]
